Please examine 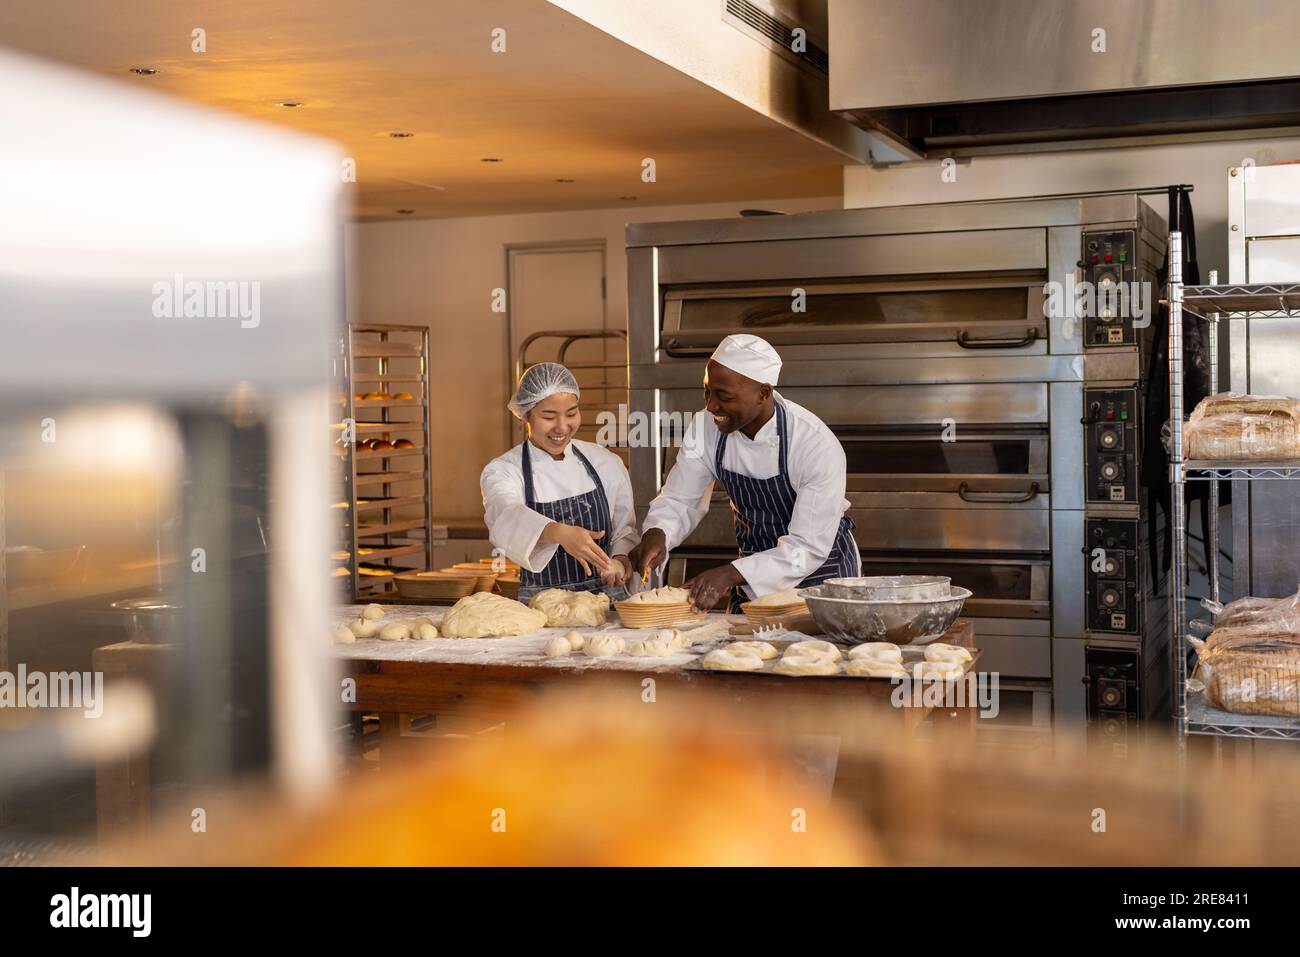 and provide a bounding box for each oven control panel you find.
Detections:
[1081,229,1137,348]
[1085,647,1141,755]
[1085,516,1139,634]
[1085,387,1138,504]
